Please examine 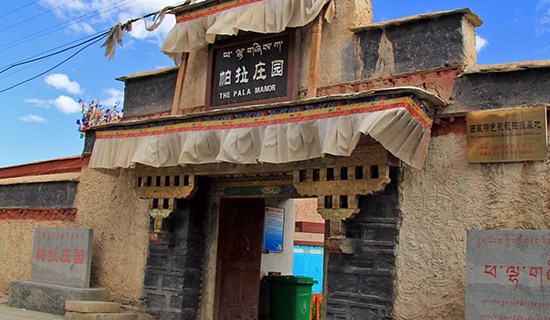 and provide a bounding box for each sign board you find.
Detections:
[263,206,285,252]
[467,106,548,163]
[466,230,550,320]
[31,227,93,288]
[206,30,298,109]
